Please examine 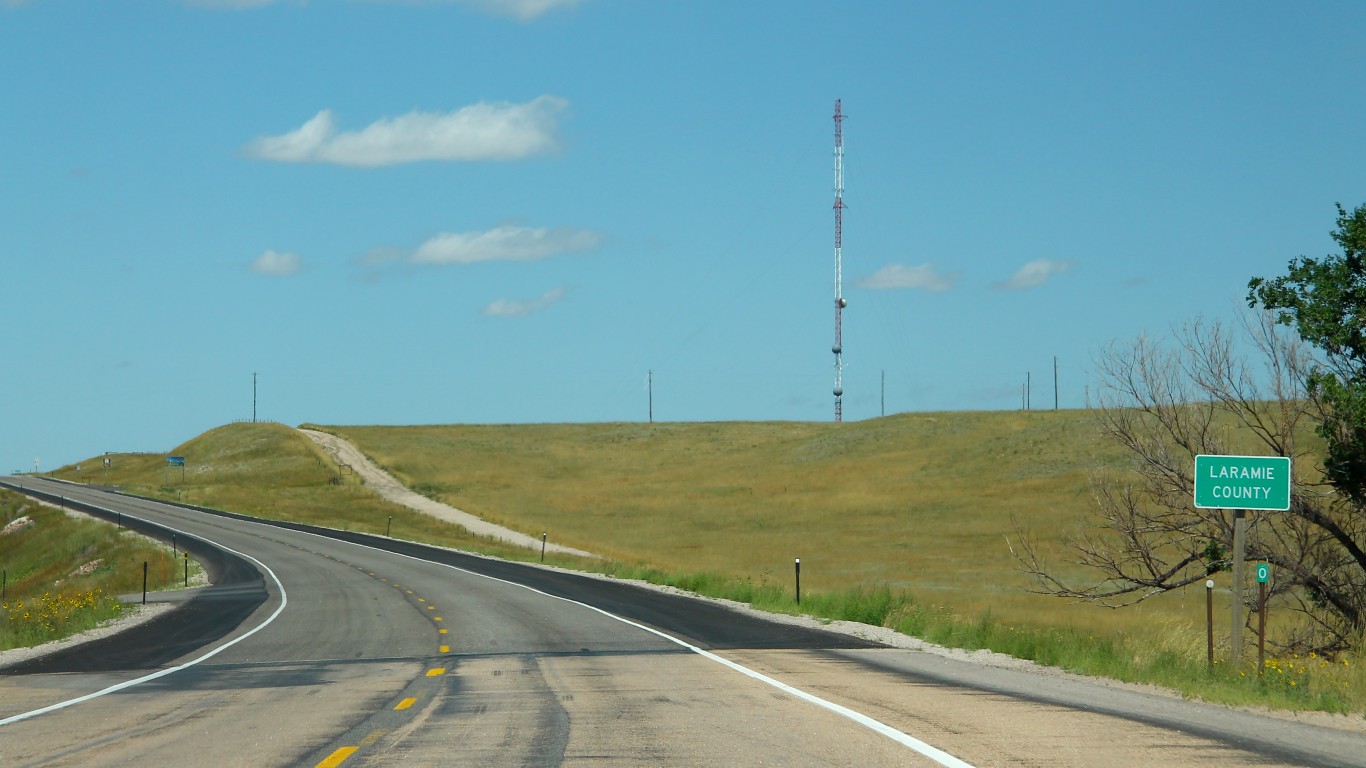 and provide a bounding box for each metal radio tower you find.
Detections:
[832,99,847,422]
